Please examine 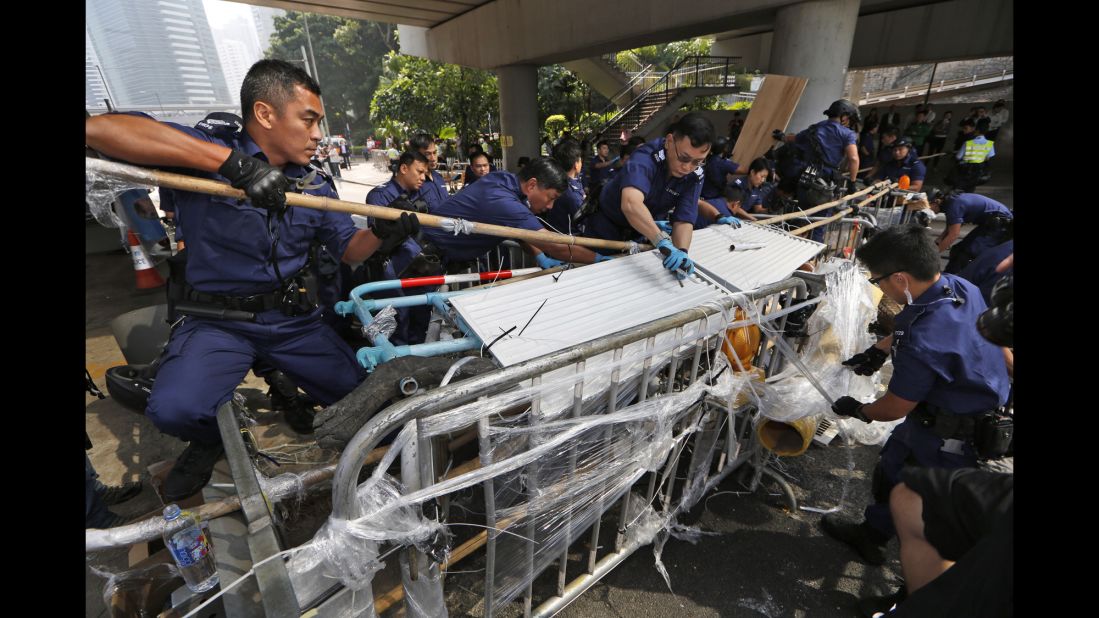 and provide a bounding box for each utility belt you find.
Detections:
[170,269,315,322]
[911,401,1013,460]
